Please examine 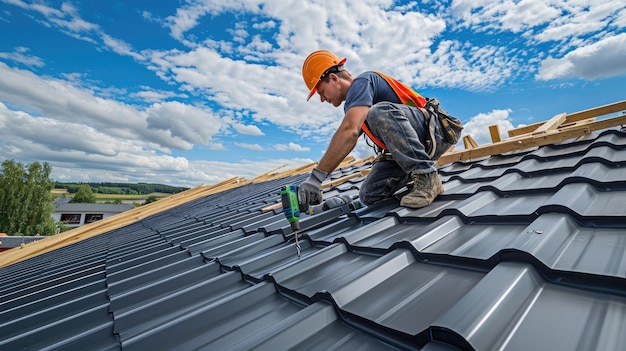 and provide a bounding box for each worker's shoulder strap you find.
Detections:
[373,71,427,108]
